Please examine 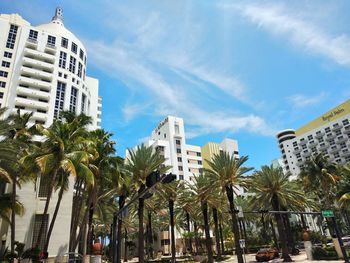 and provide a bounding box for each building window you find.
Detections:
[77,62,82,78]
[302,144,307,149]
[4,52,12,58]
[196,152,201,157]
[6,24,18,49]
[71,42,77,54]
[0,71,8,77]
[335,130,341,136]
[81,93,86,113]
[69,56,76,73]
[79,49,84,60]
[292,142,297,147]
[61,37,68,48]
[47,35,56,46]
[0,81,6,88]
[177,157,182,162]
[1,61,10,68]
[178,166,183,171]
[32,214,49,250]
[198,160,202,165]
[179,175,184,180]
[54,81,66,119]
[176,148,181,153]
[69,87,78,113]
[28,29,38,40]
[343,119,349,125]
[319,138,324,143]
[340,142,346,149]
[0,92,3,98]
[325,127,331,133]
[176,139,181,145]
[59,51,67,68]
